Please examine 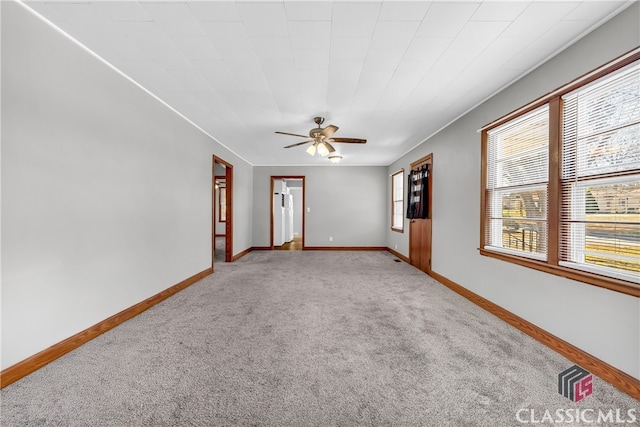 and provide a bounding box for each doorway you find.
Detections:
[270,176,305,250]
[213,156,233,267]
[409,154,432,274]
